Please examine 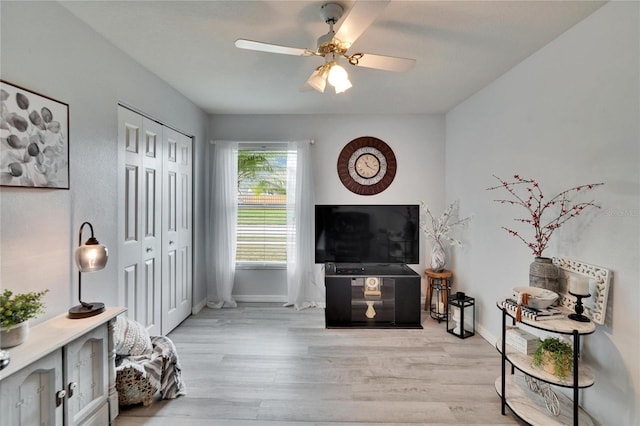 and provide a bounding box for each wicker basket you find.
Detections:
[540,350,571,378]
[115,366,158,406]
